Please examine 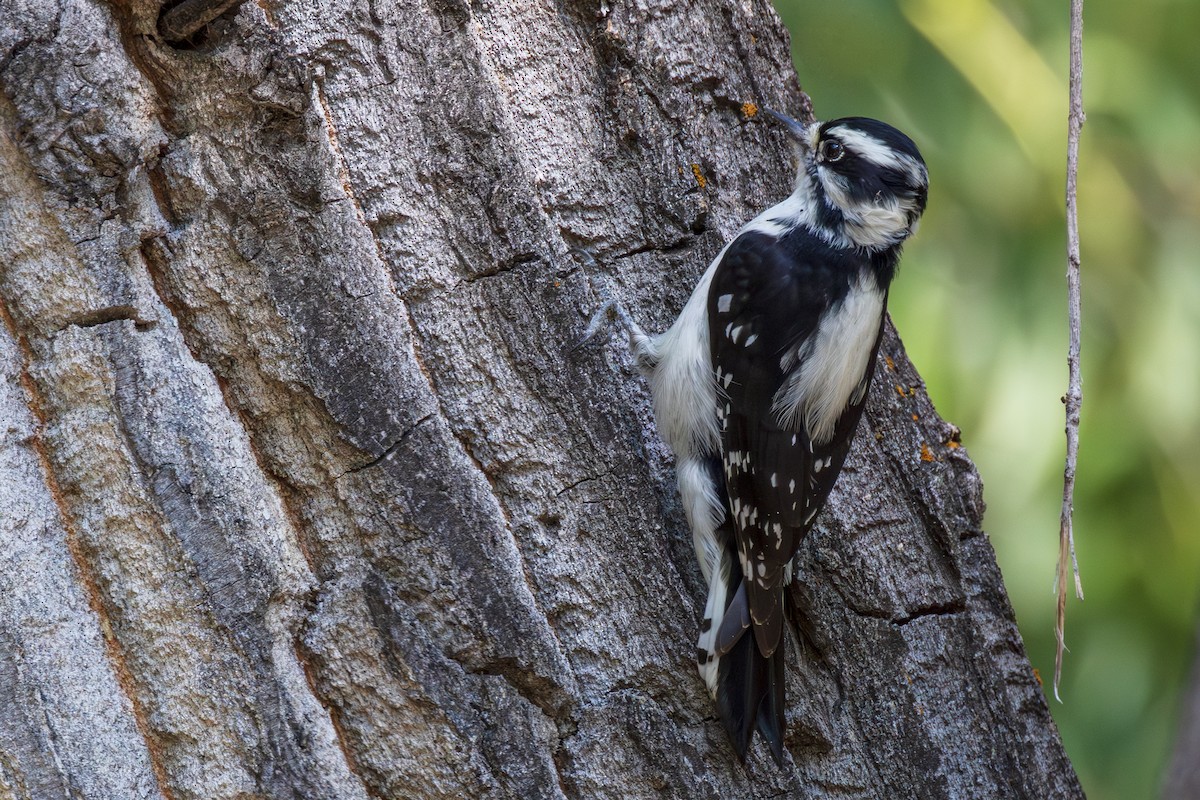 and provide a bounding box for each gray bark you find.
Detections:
[0,1,1082,798]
